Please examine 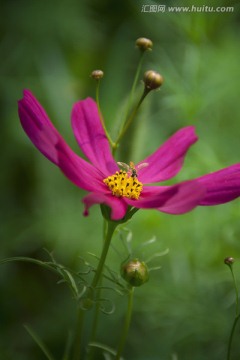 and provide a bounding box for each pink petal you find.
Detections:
[82,193,128,220]
[157,181,206,214]
[56,139,105,192]
[18,89,61,165]
[18,90,100,192]
[137,126,198,184]
[125,181,205,214]
[195,164,240,205]
[125,185,179,208]
[71,98,118,176]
